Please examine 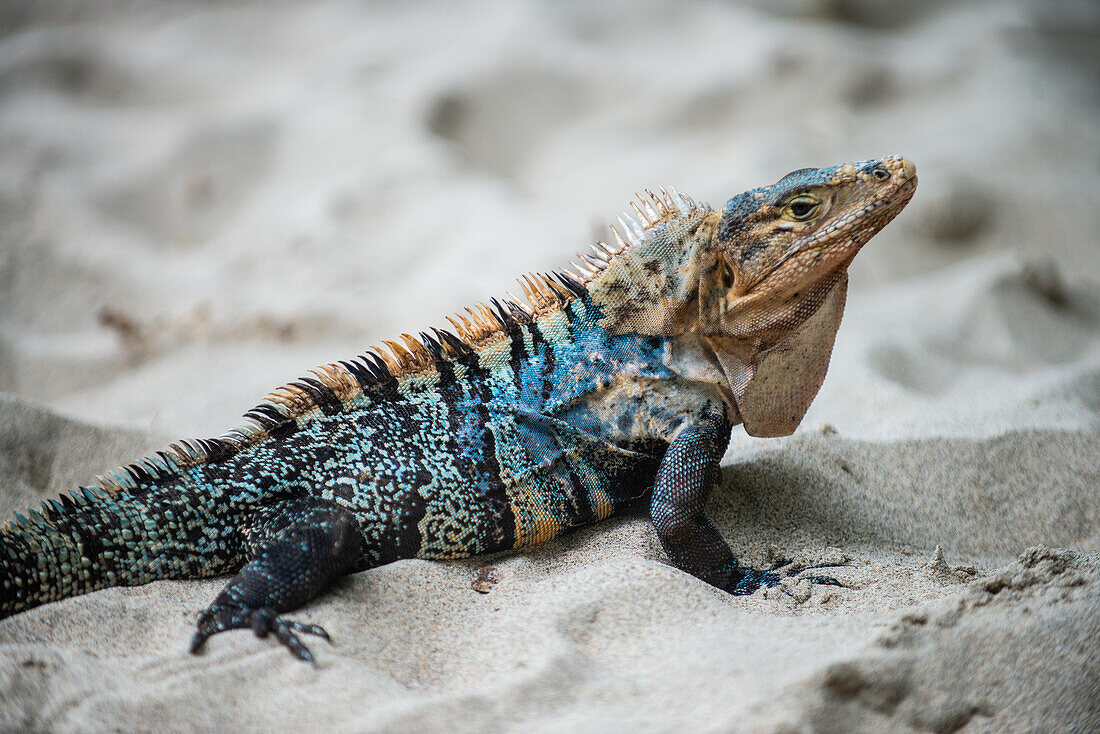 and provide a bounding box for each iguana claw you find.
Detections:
[190,606,333,664]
